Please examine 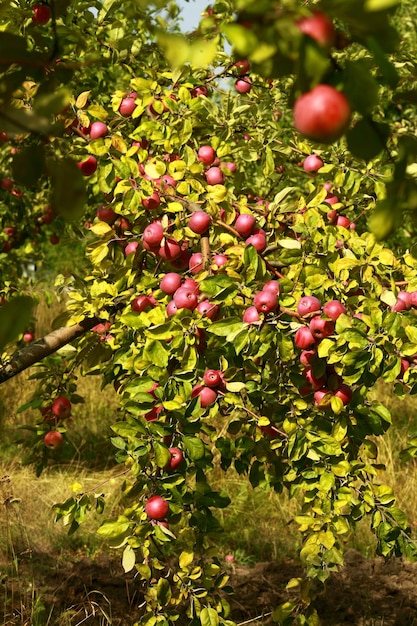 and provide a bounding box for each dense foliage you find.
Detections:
[2,0,417,624]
